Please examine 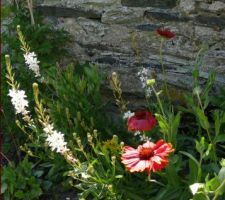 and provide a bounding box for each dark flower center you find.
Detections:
[135,112,147,120]
[139,147,154,160]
